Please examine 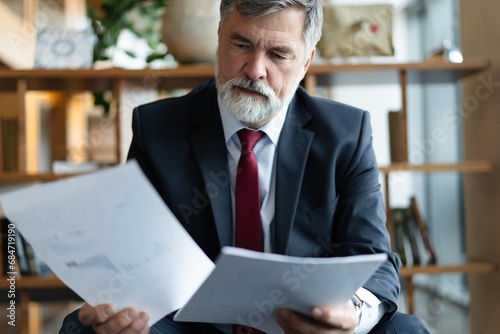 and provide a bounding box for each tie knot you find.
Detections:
[238,129,264,152]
